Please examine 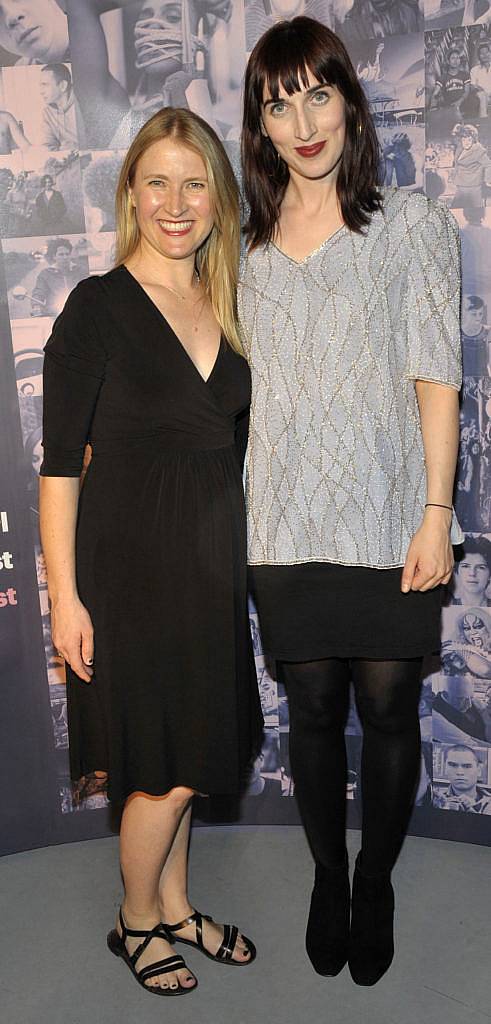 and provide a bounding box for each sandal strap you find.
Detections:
[166,909,212,939]
[216,923,239,961]
[138,954,186,983]
[118,910,172,966]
